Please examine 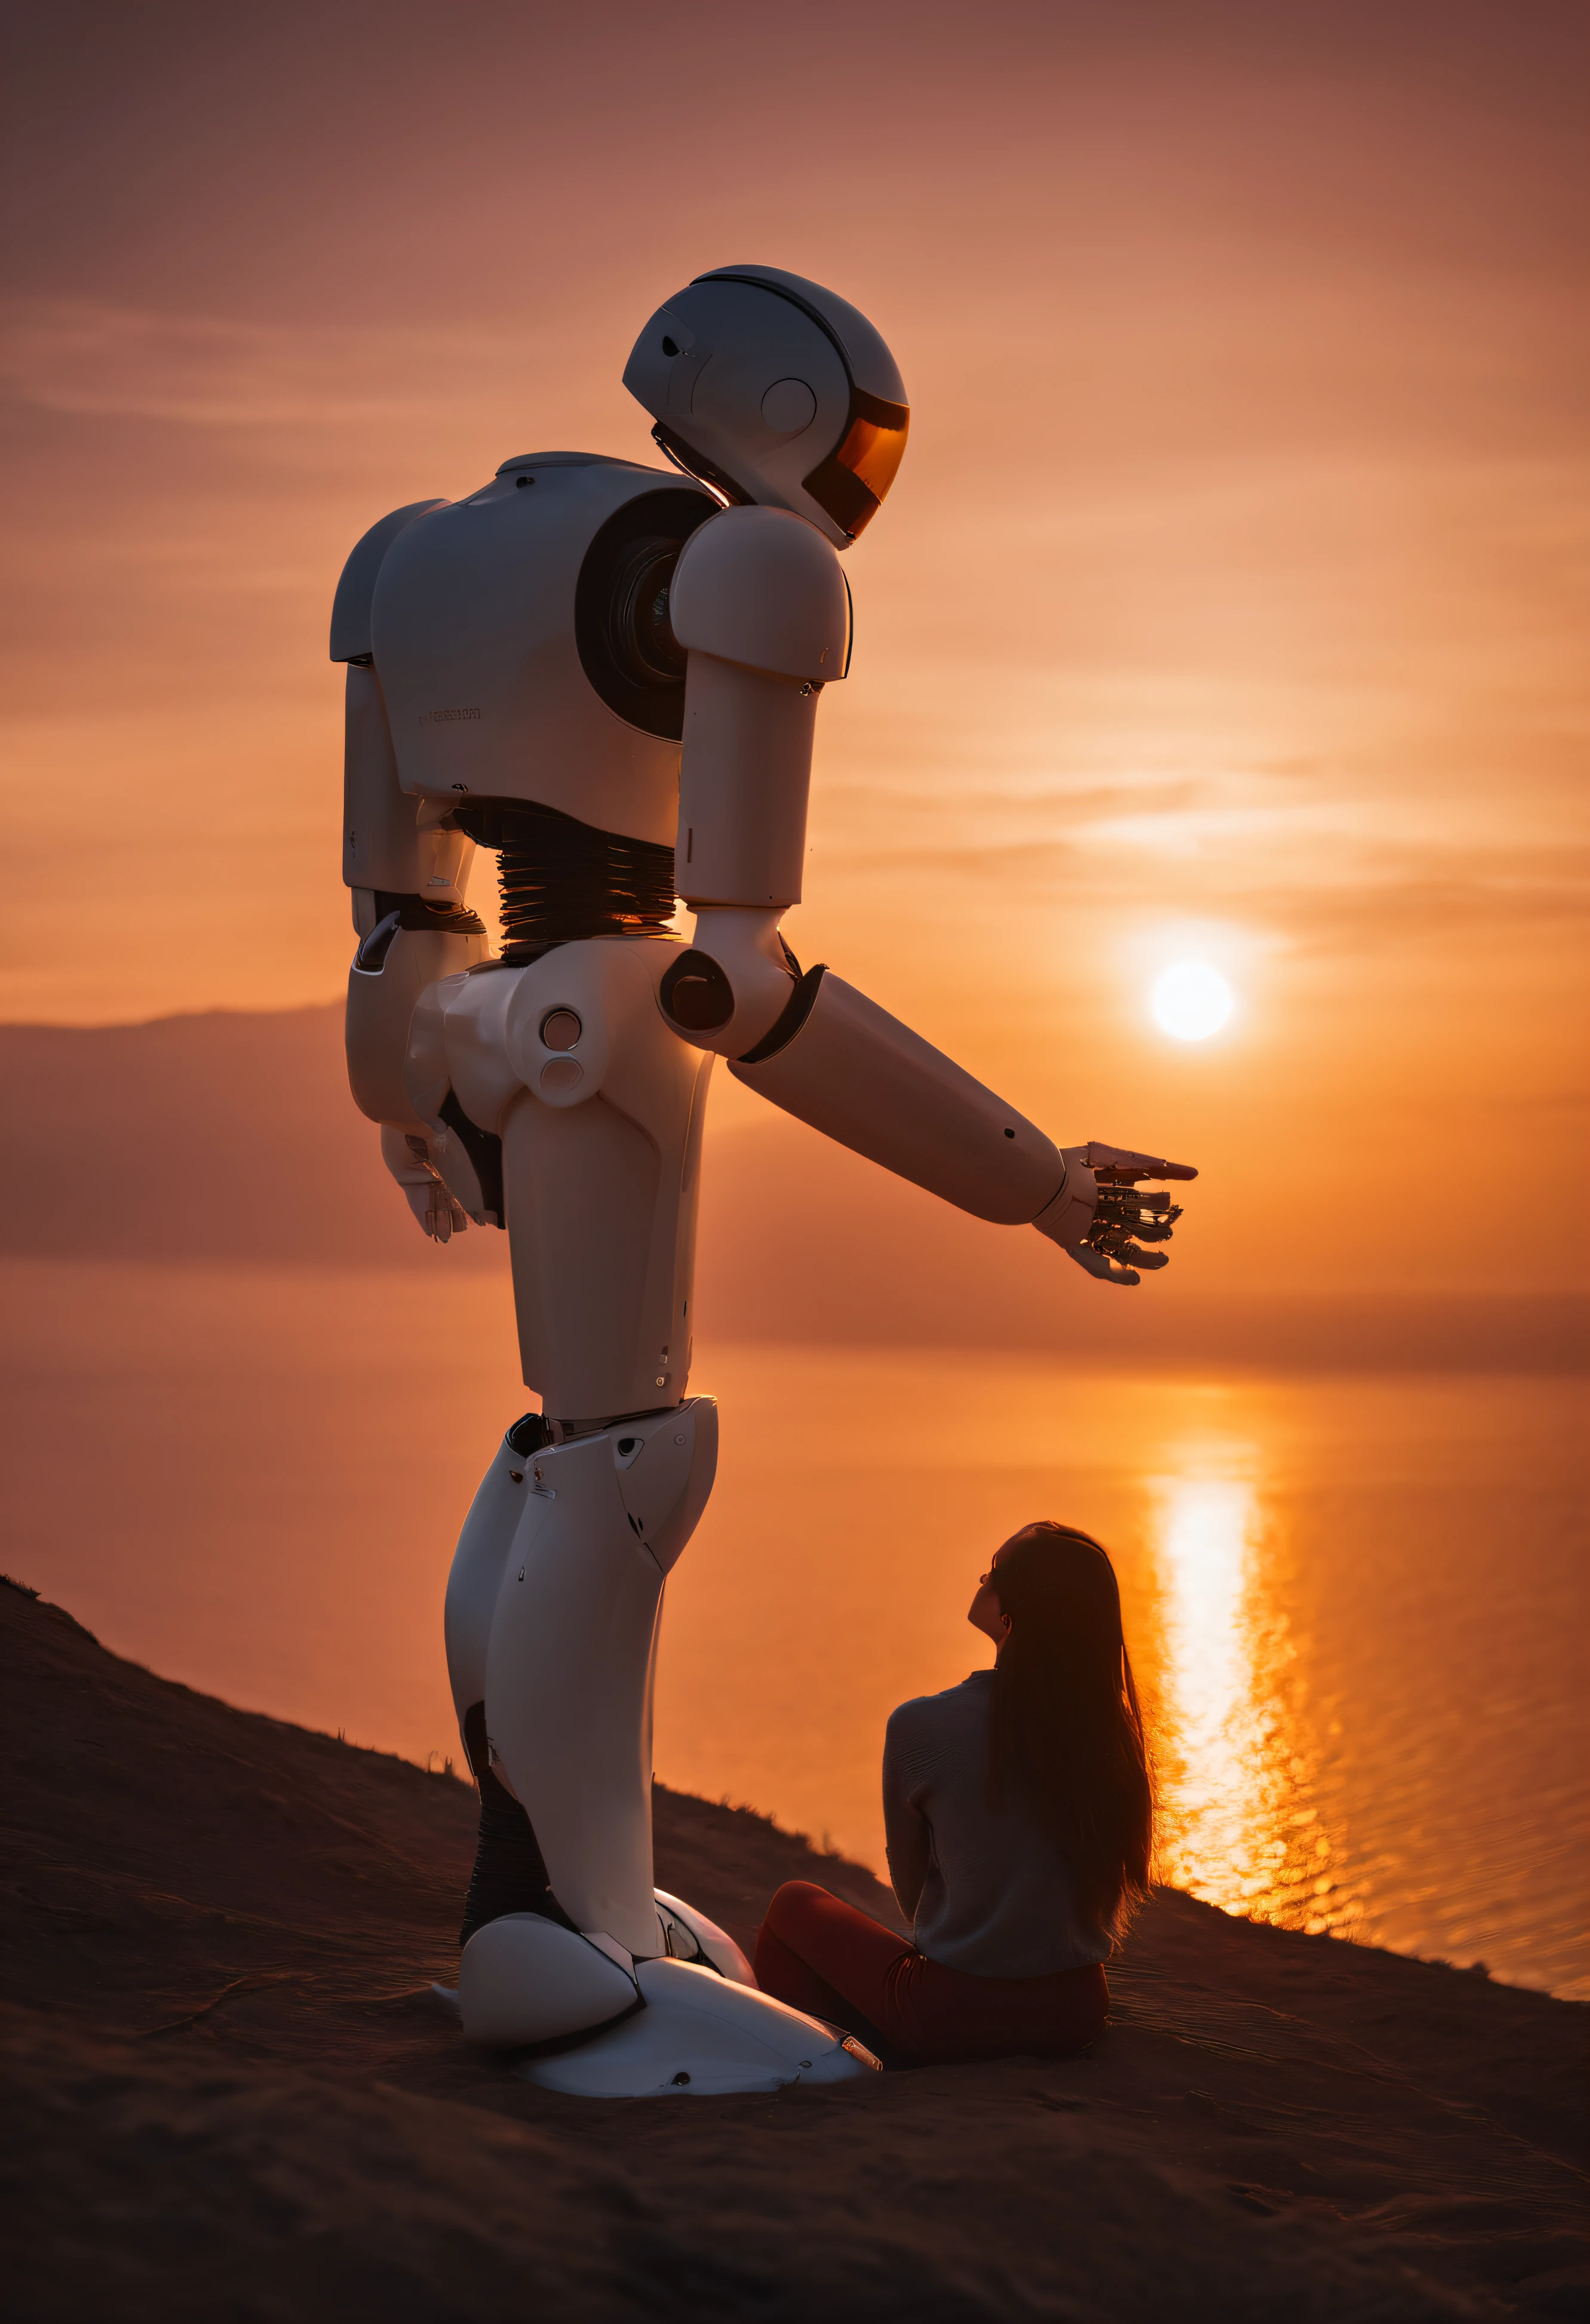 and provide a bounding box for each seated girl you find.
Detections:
[754,1522,1153,2065]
